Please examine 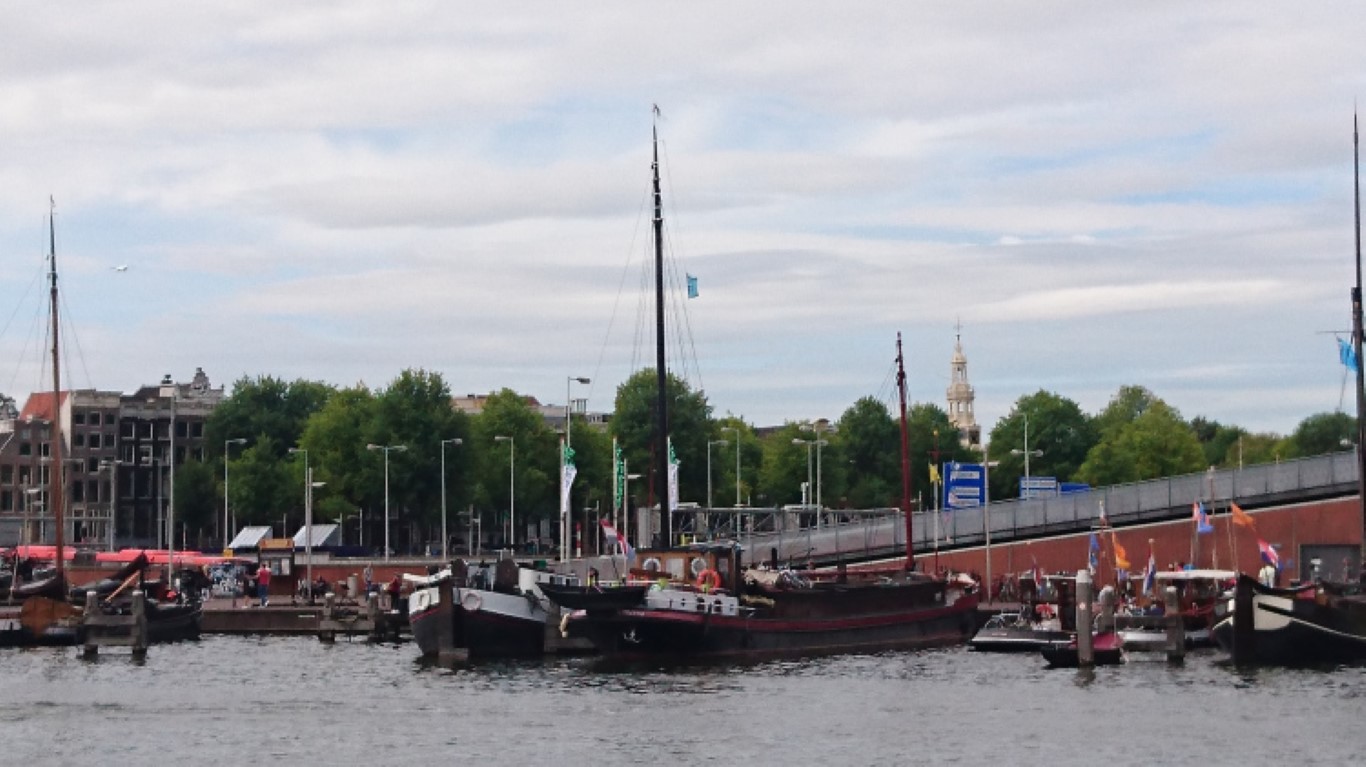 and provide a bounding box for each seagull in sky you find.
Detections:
[112,265,128,272]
